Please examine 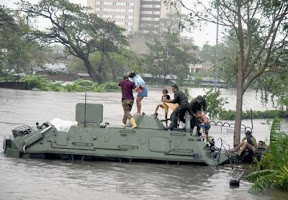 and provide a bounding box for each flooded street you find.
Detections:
[0,87,287,200]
